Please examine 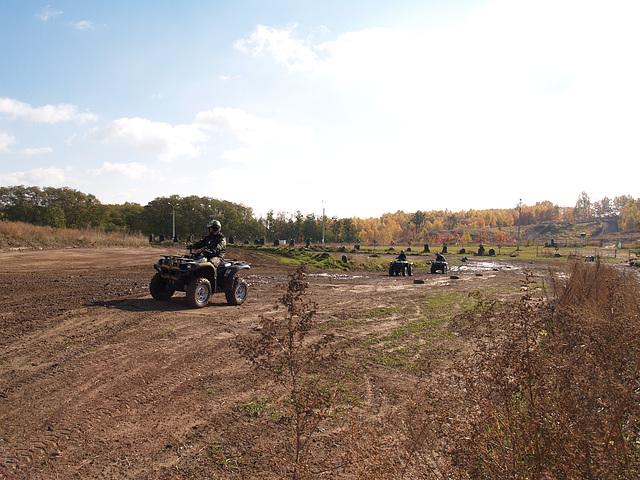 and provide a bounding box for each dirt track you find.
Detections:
[0,245,572,478]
